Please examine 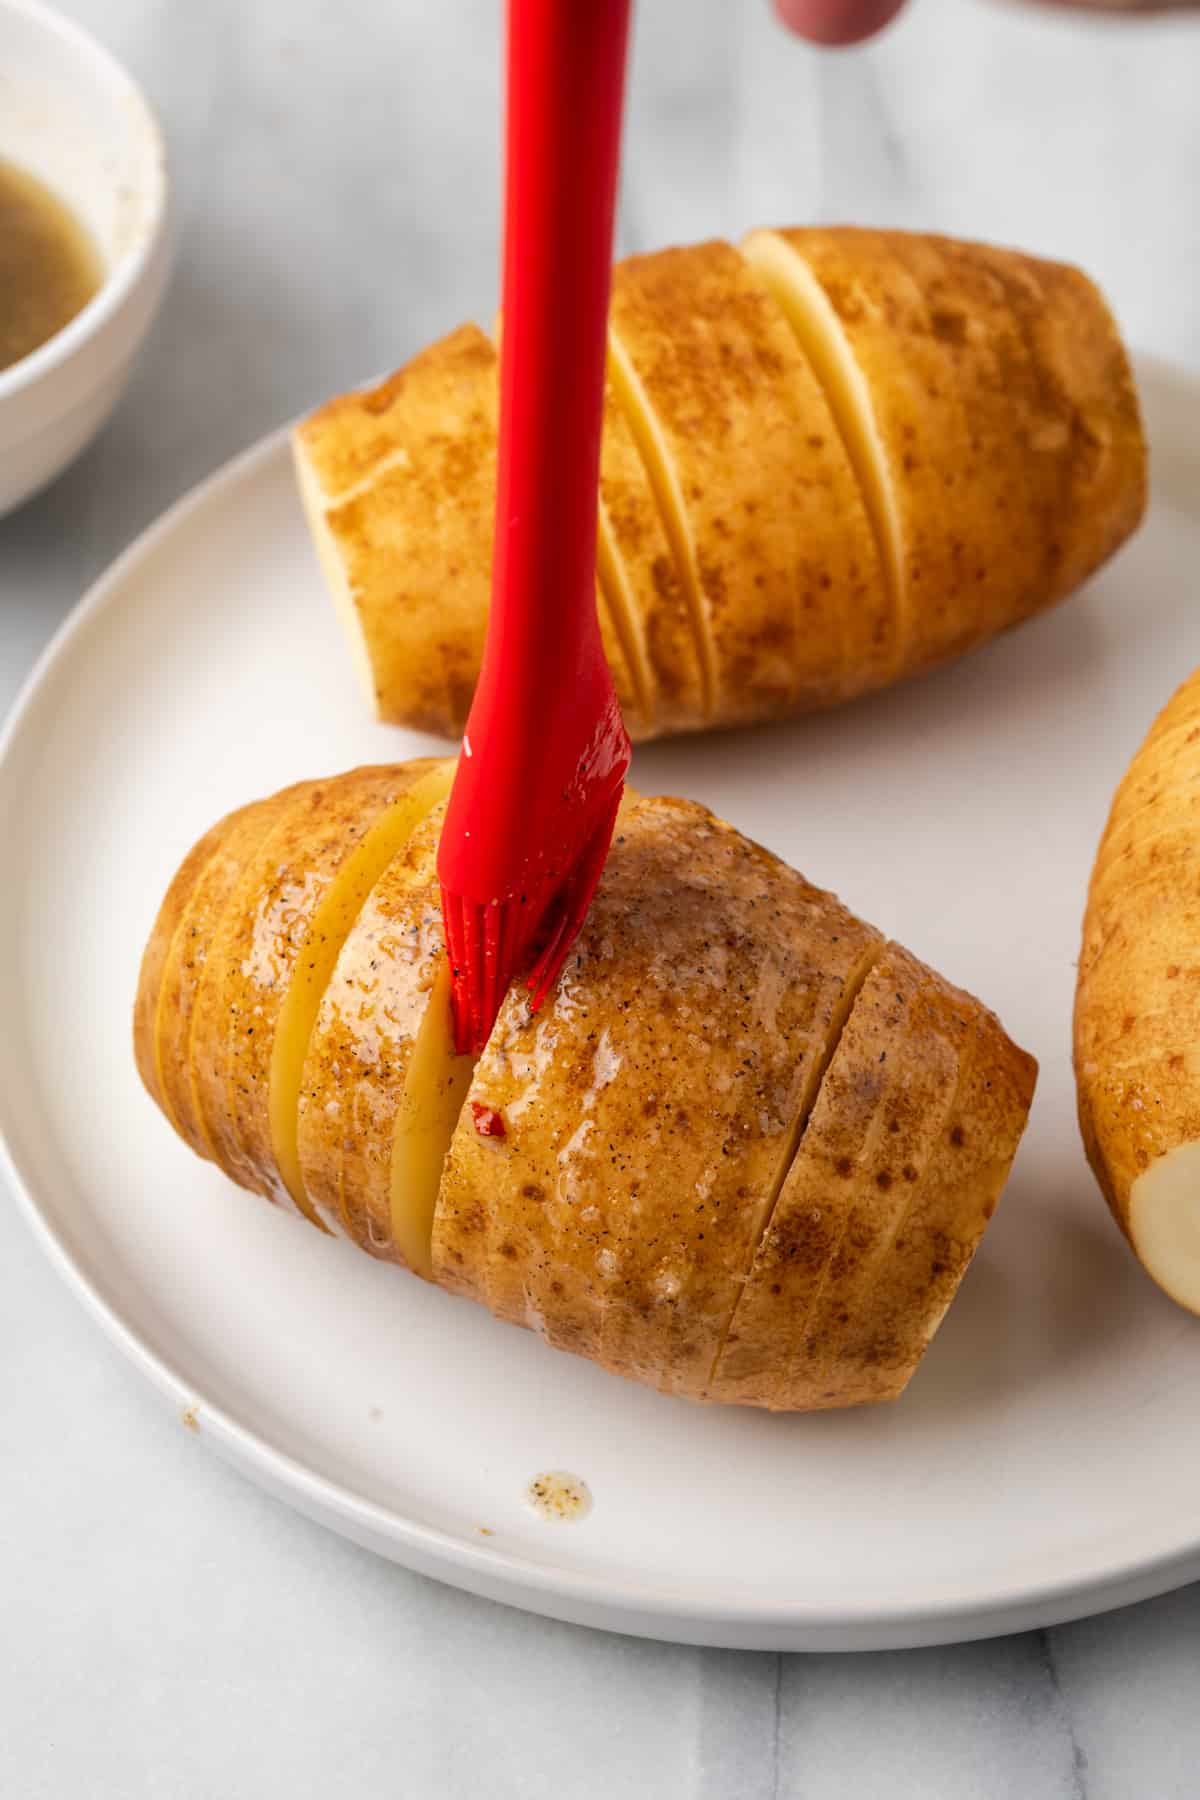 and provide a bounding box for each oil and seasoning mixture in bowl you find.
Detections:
[0,156,102,373]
